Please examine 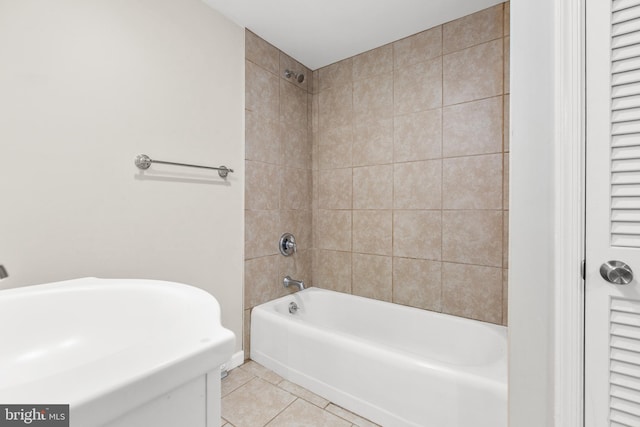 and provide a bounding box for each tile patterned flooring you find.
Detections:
[221,361,380,427]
